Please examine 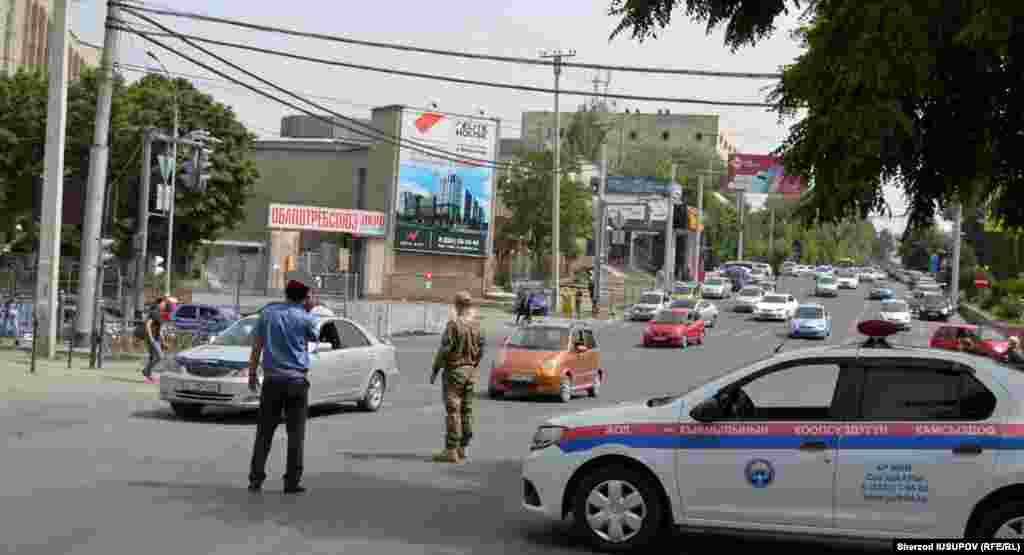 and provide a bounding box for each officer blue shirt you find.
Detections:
[254,301,319,384]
